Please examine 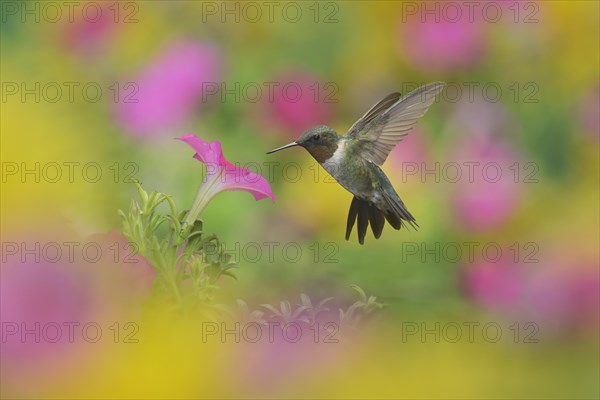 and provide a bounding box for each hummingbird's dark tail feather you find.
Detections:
[346,196,386,245]
[345,197,359,241]
[380,188,419,231]
[346,196,360,240]
[368,203,386,239]
[356,200,369,244]
[346,189,416,244]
